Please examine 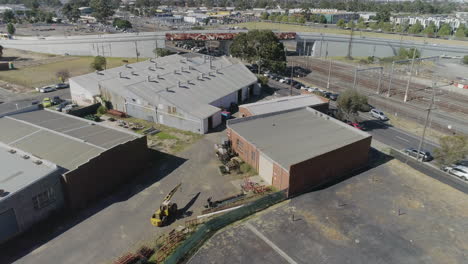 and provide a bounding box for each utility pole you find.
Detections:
[135,41,140,62]
[327,59,332,89]
[404,47,417,102]
[416,81,436,161]
[290,60,294,96]
[387,61,395,97]
[377,68,383,94]
[346,26,354,59]
[353,67,358,90]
